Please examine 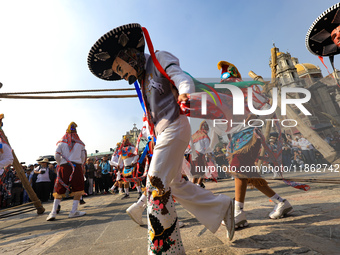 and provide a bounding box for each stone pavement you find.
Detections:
[0,177,340,255]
